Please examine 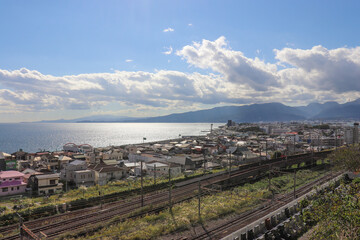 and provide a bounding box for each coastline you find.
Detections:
[0,122,222,154]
